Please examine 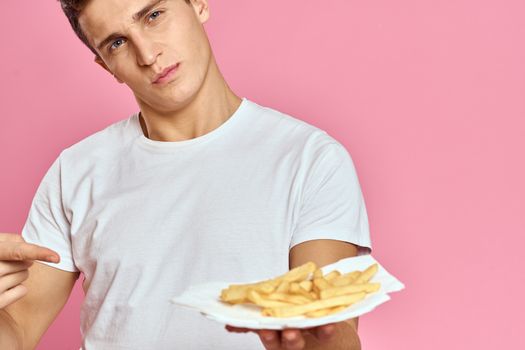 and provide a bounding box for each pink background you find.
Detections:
[1,0,523,349]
